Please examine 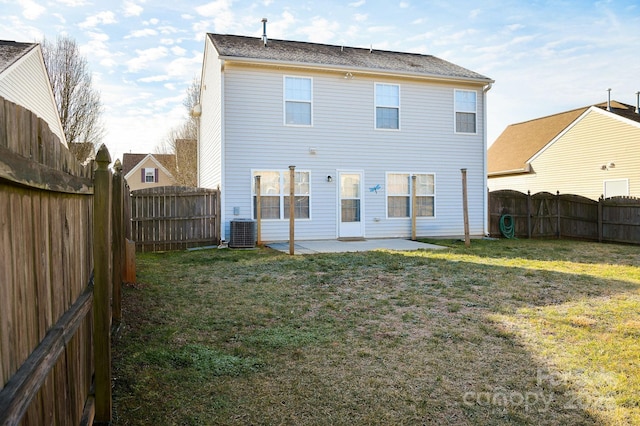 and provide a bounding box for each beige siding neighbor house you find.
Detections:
[488,100,640,200]
[197,30,494,242]
[123,153,177,191]
[0,40,67,145]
